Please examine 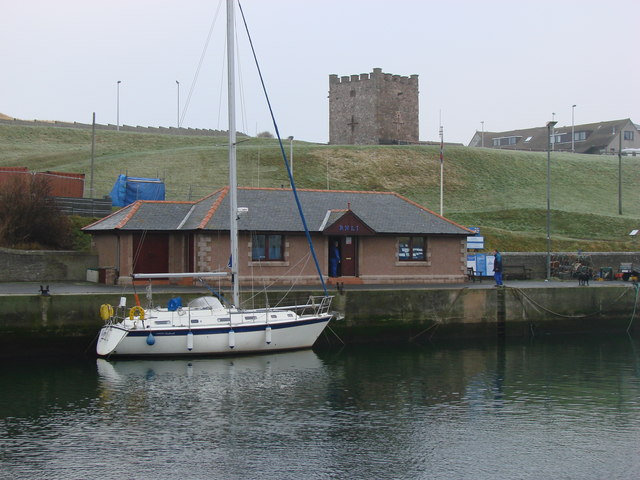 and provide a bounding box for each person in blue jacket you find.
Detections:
[493,249,503,286]
[329,241,341,277]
